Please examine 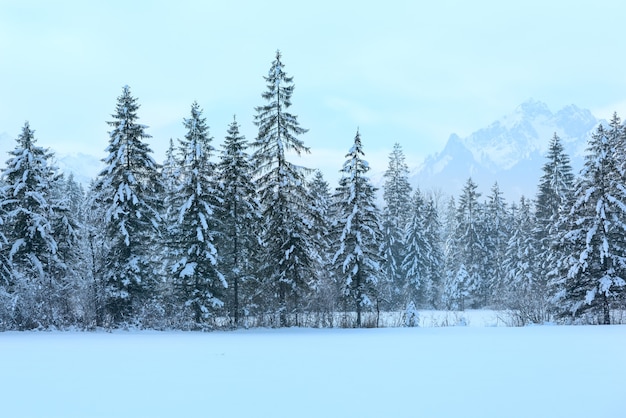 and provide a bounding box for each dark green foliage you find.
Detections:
[552,116,626,324]
[169,102,225,329]
[216,116,261,327]
[251,51,316,326]
[331,130,383,327]
[452,178,487,309]
[91,86,162,325]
